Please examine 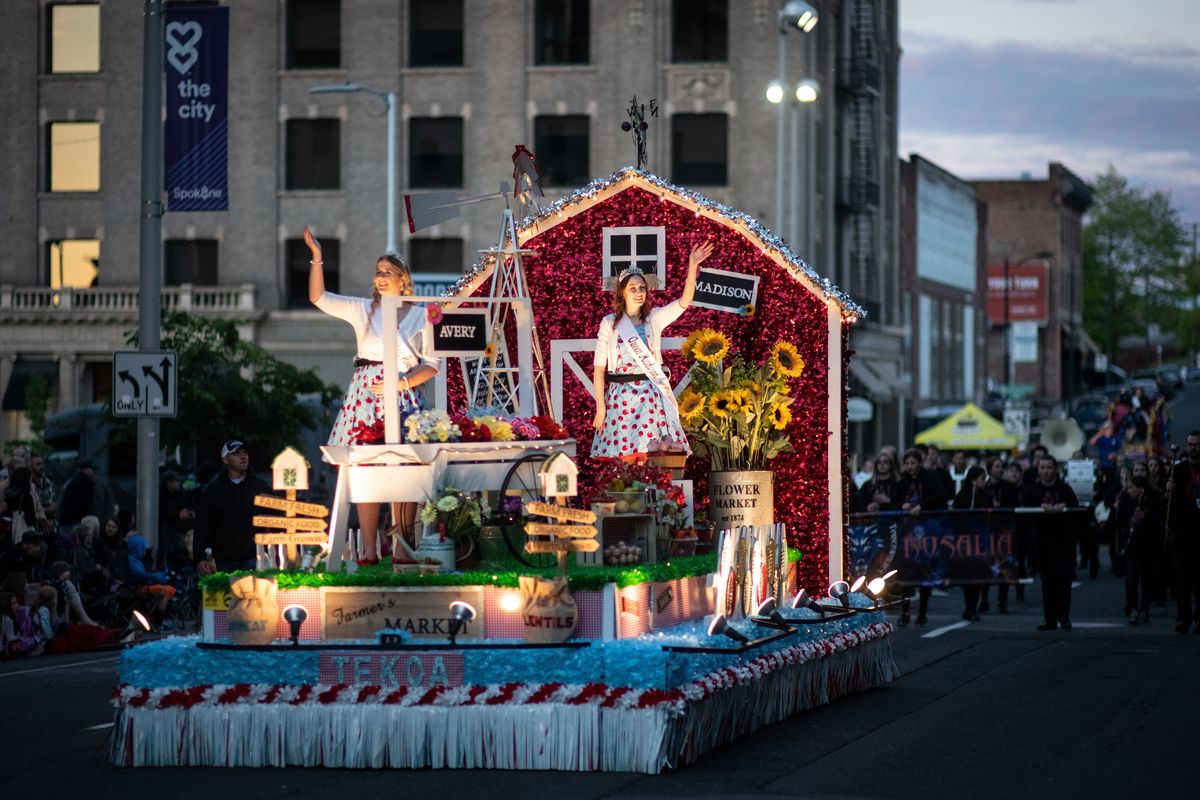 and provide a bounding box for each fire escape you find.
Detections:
[840,0,882,321]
